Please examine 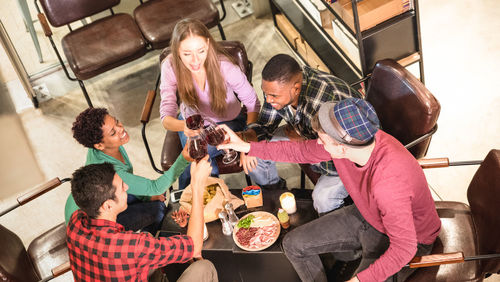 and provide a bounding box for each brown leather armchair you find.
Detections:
[403,149,500,281]
[141,41,252,185]
[300,59,441,188]
[0,178,71,281]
